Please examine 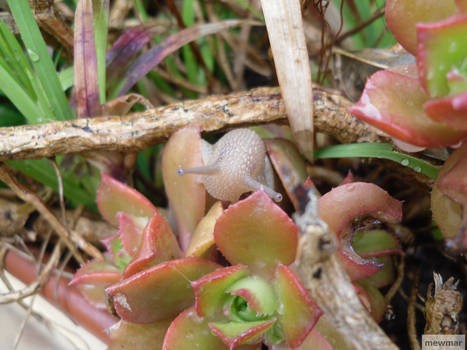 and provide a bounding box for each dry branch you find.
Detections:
[0,86,385,161]
[294,188,398,350]
[0,164,103,262]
